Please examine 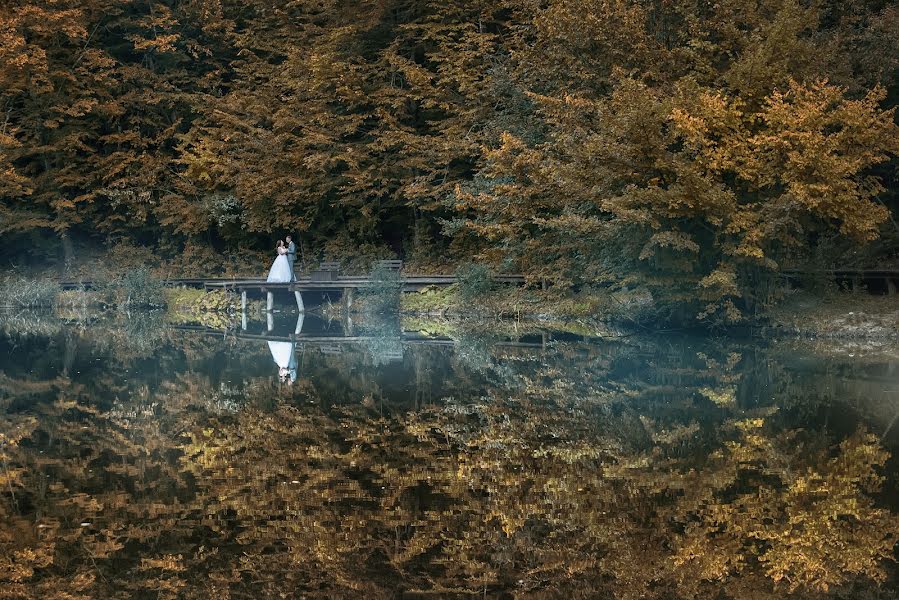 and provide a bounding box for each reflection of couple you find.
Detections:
[267,312,304,383]
[266,235,297,283]
[268,340,298,383]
